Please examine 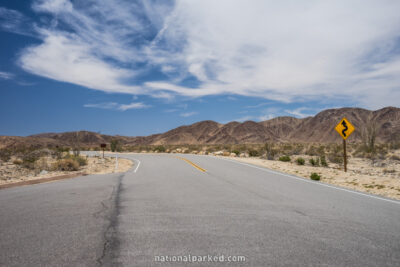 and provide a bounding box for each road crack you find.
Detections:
[96,174,124,267]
